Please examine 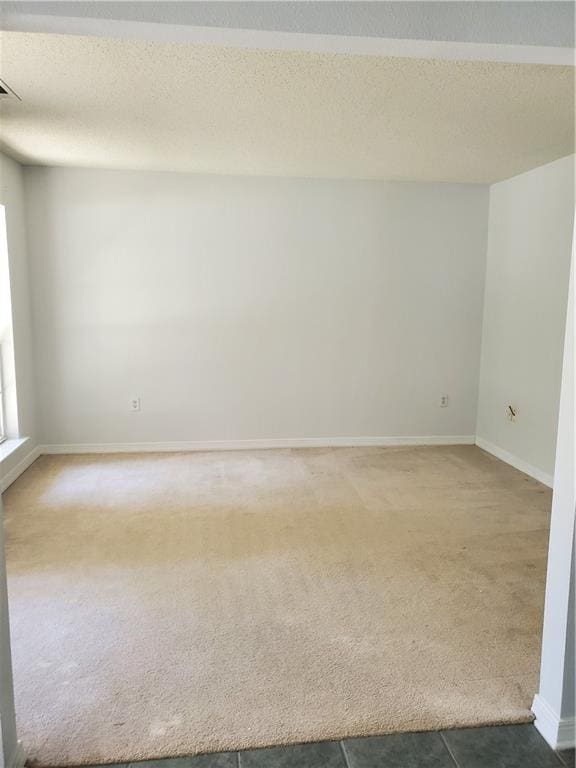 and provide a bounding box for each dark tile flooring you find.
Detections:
[86,725,575,768]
